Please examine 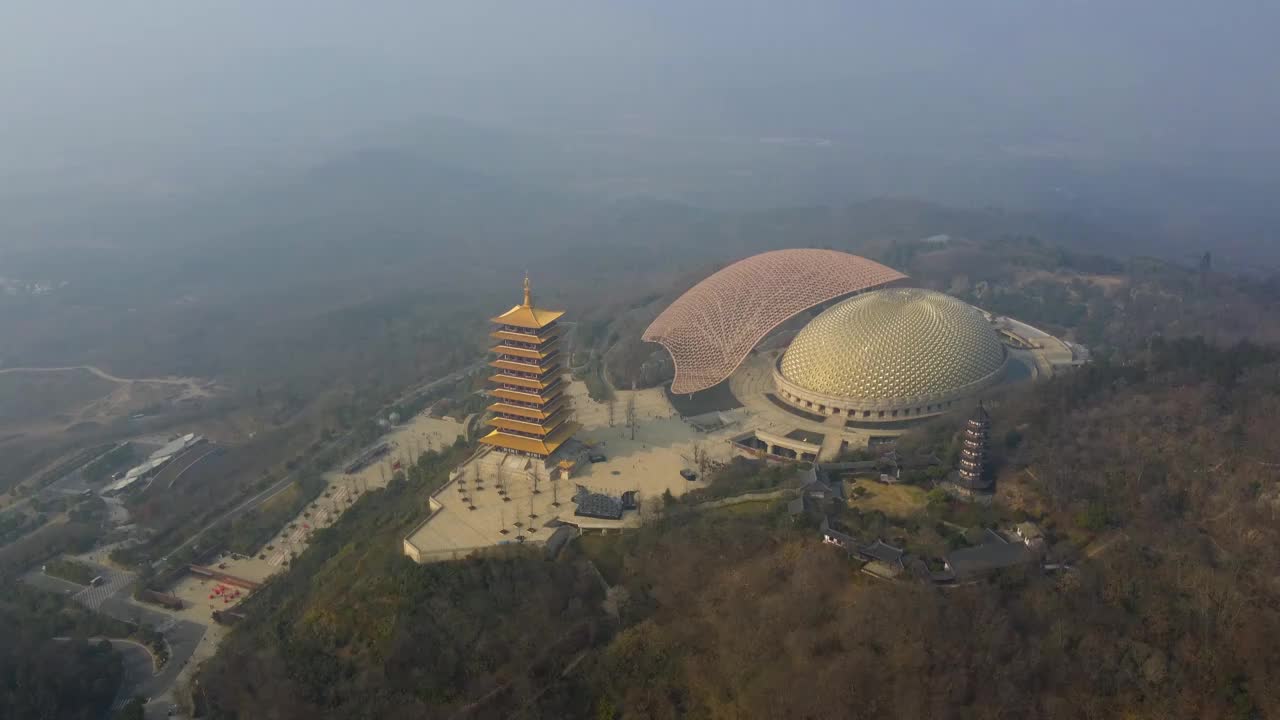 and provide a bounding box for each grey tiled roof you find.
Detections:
[573,493,624,520]
[859,539,905,566]
[946,542,1032,580]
